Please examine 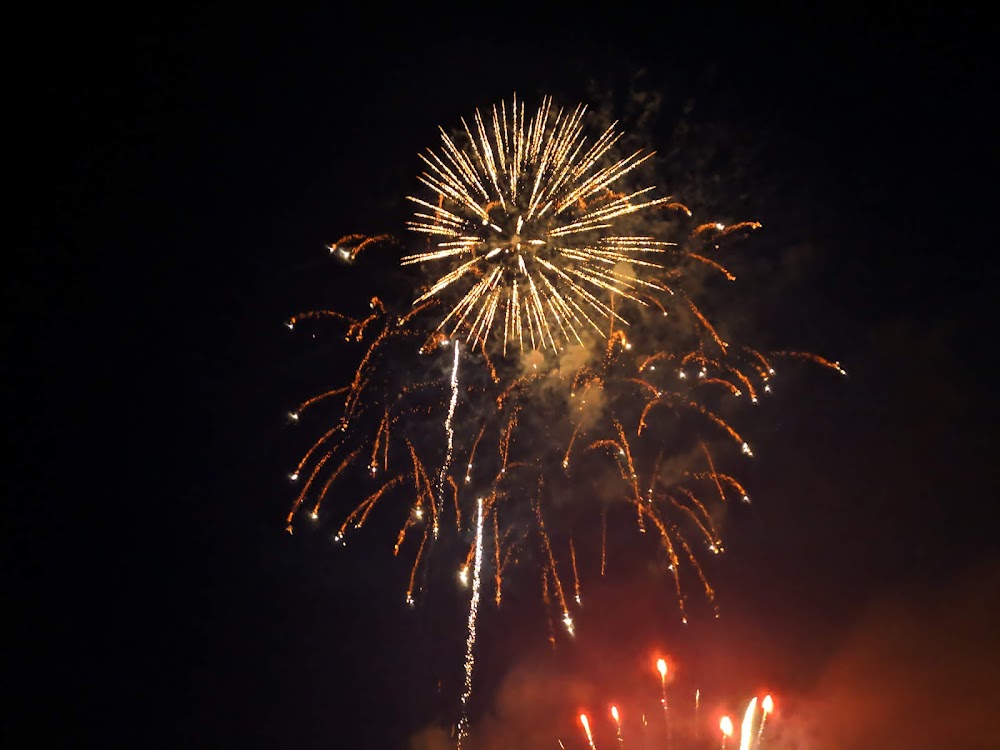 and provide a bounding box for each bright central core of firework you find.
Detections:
[403,95,684,354]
